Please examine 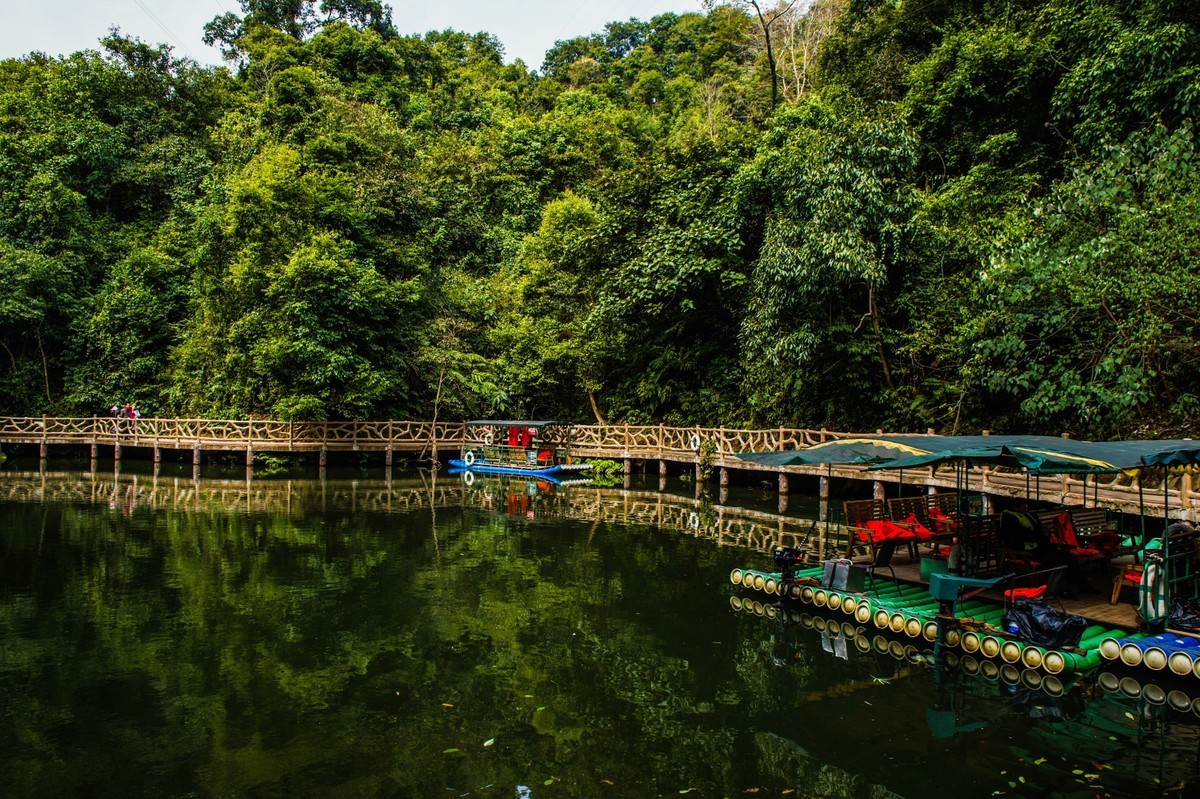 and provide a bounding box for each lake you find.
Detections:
[1,463,1197,798]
